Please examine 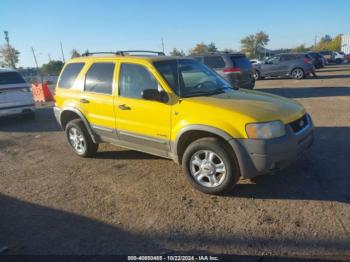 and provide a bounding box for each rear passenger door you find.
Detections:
[79,62,116,137]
